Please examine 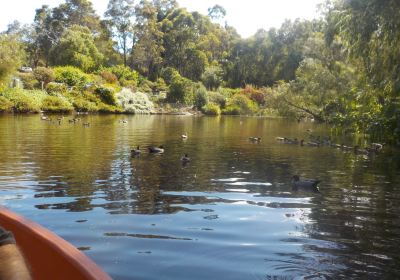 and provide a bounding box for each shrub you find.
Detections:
[207,91,226,108]
[116,88,154,114]
[202,66,223,90]
[17,73,38,90]
[46,82,68,94]
[72,97,98,112]
[168,75,195,105]
[222,104,241,115]
[1,88,45,113]
[94,86,116,105]
[103,65,139,85]
[194,86,208,109]
[241,85,265,105]
[33,67,55,88]
[160,67,180,85]
[54,66,90,87]
[99,71,118,84]
[155,78,168,92]
[138,79,154,93]
[202,102,221,115]
[223,94,258,115]
[41,96,73,112]
[0,96,13,112]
